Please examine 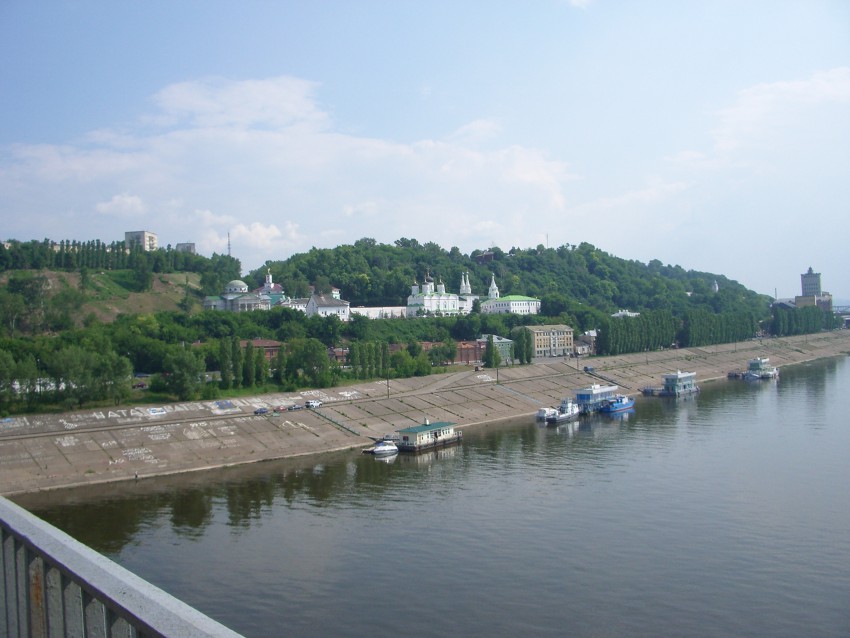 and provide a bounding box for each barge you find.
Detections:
[729,357,779,380]
[641,370,700,397]
[396,420,462,453]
